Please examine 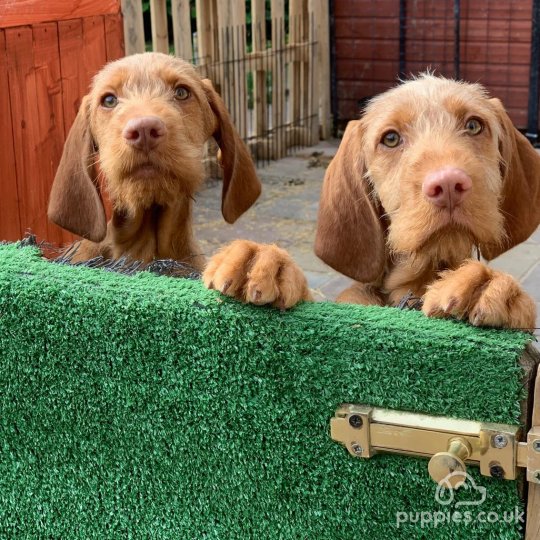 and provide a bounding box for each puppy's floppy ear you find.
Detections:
[202,79,261,223]
[48,96,107,242]
[482,98,540,259]
[314,120,386,282]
